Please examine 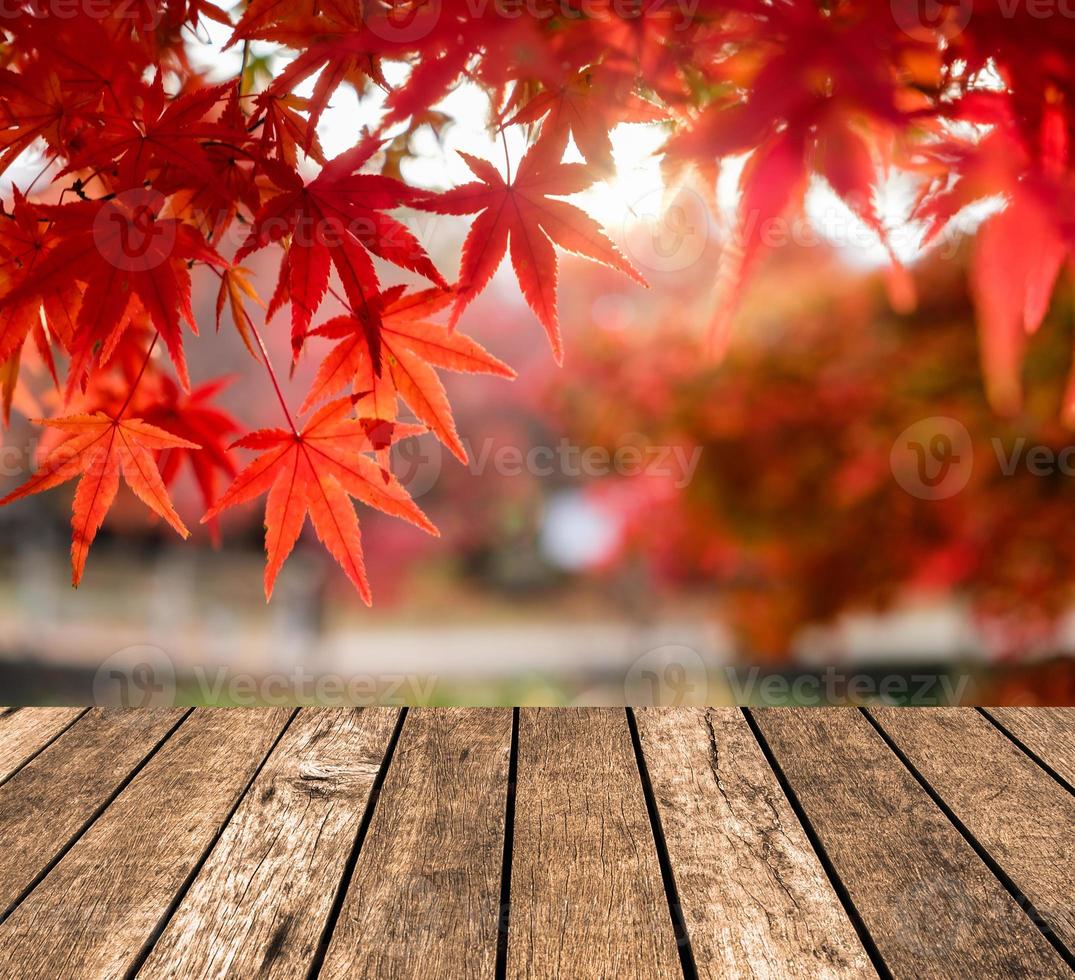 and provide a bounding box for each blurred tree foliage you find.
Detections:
[554,246,1075,665]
